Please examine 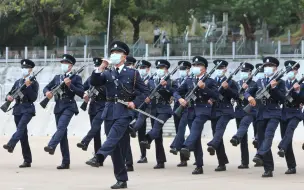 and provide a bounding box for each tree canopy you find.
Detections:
[0,0,303,47]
